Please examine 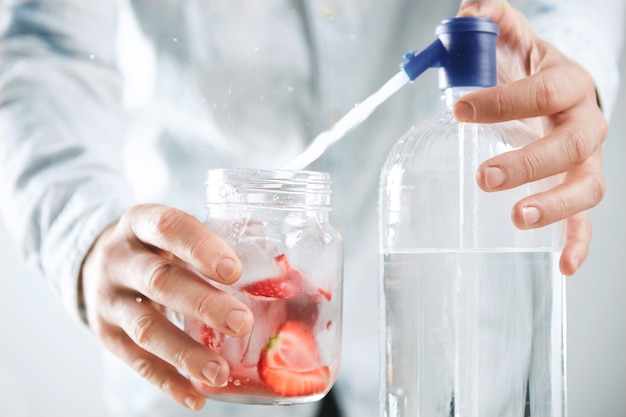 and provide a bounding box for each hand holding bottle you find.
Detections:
[456,1,607,275]
[80,204,254,410]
